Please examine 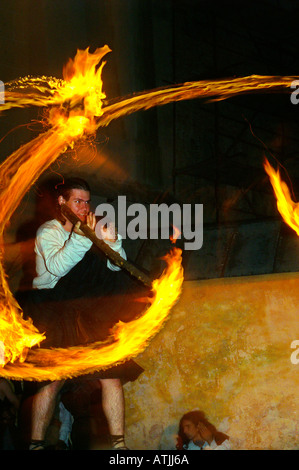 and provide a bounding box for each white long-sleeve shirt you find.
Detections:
[33,219,126,290]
